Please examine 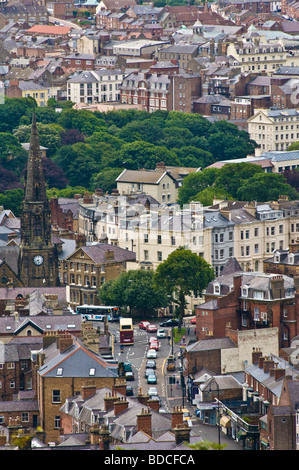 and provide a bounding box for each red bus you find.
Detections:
[119,318,134,346]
